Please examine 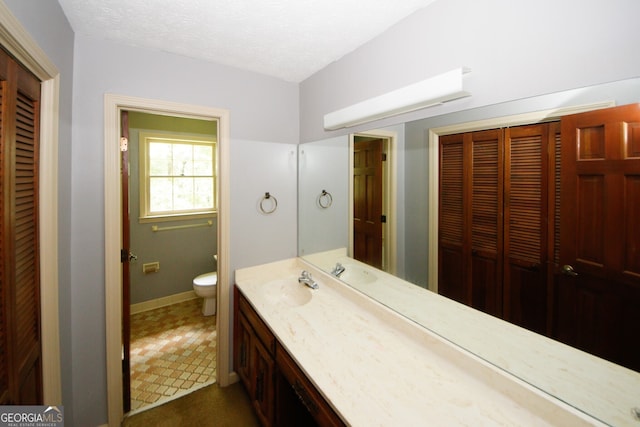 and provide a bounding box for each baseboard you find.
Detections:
[130,290,198,314]
[227,371,239,384]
